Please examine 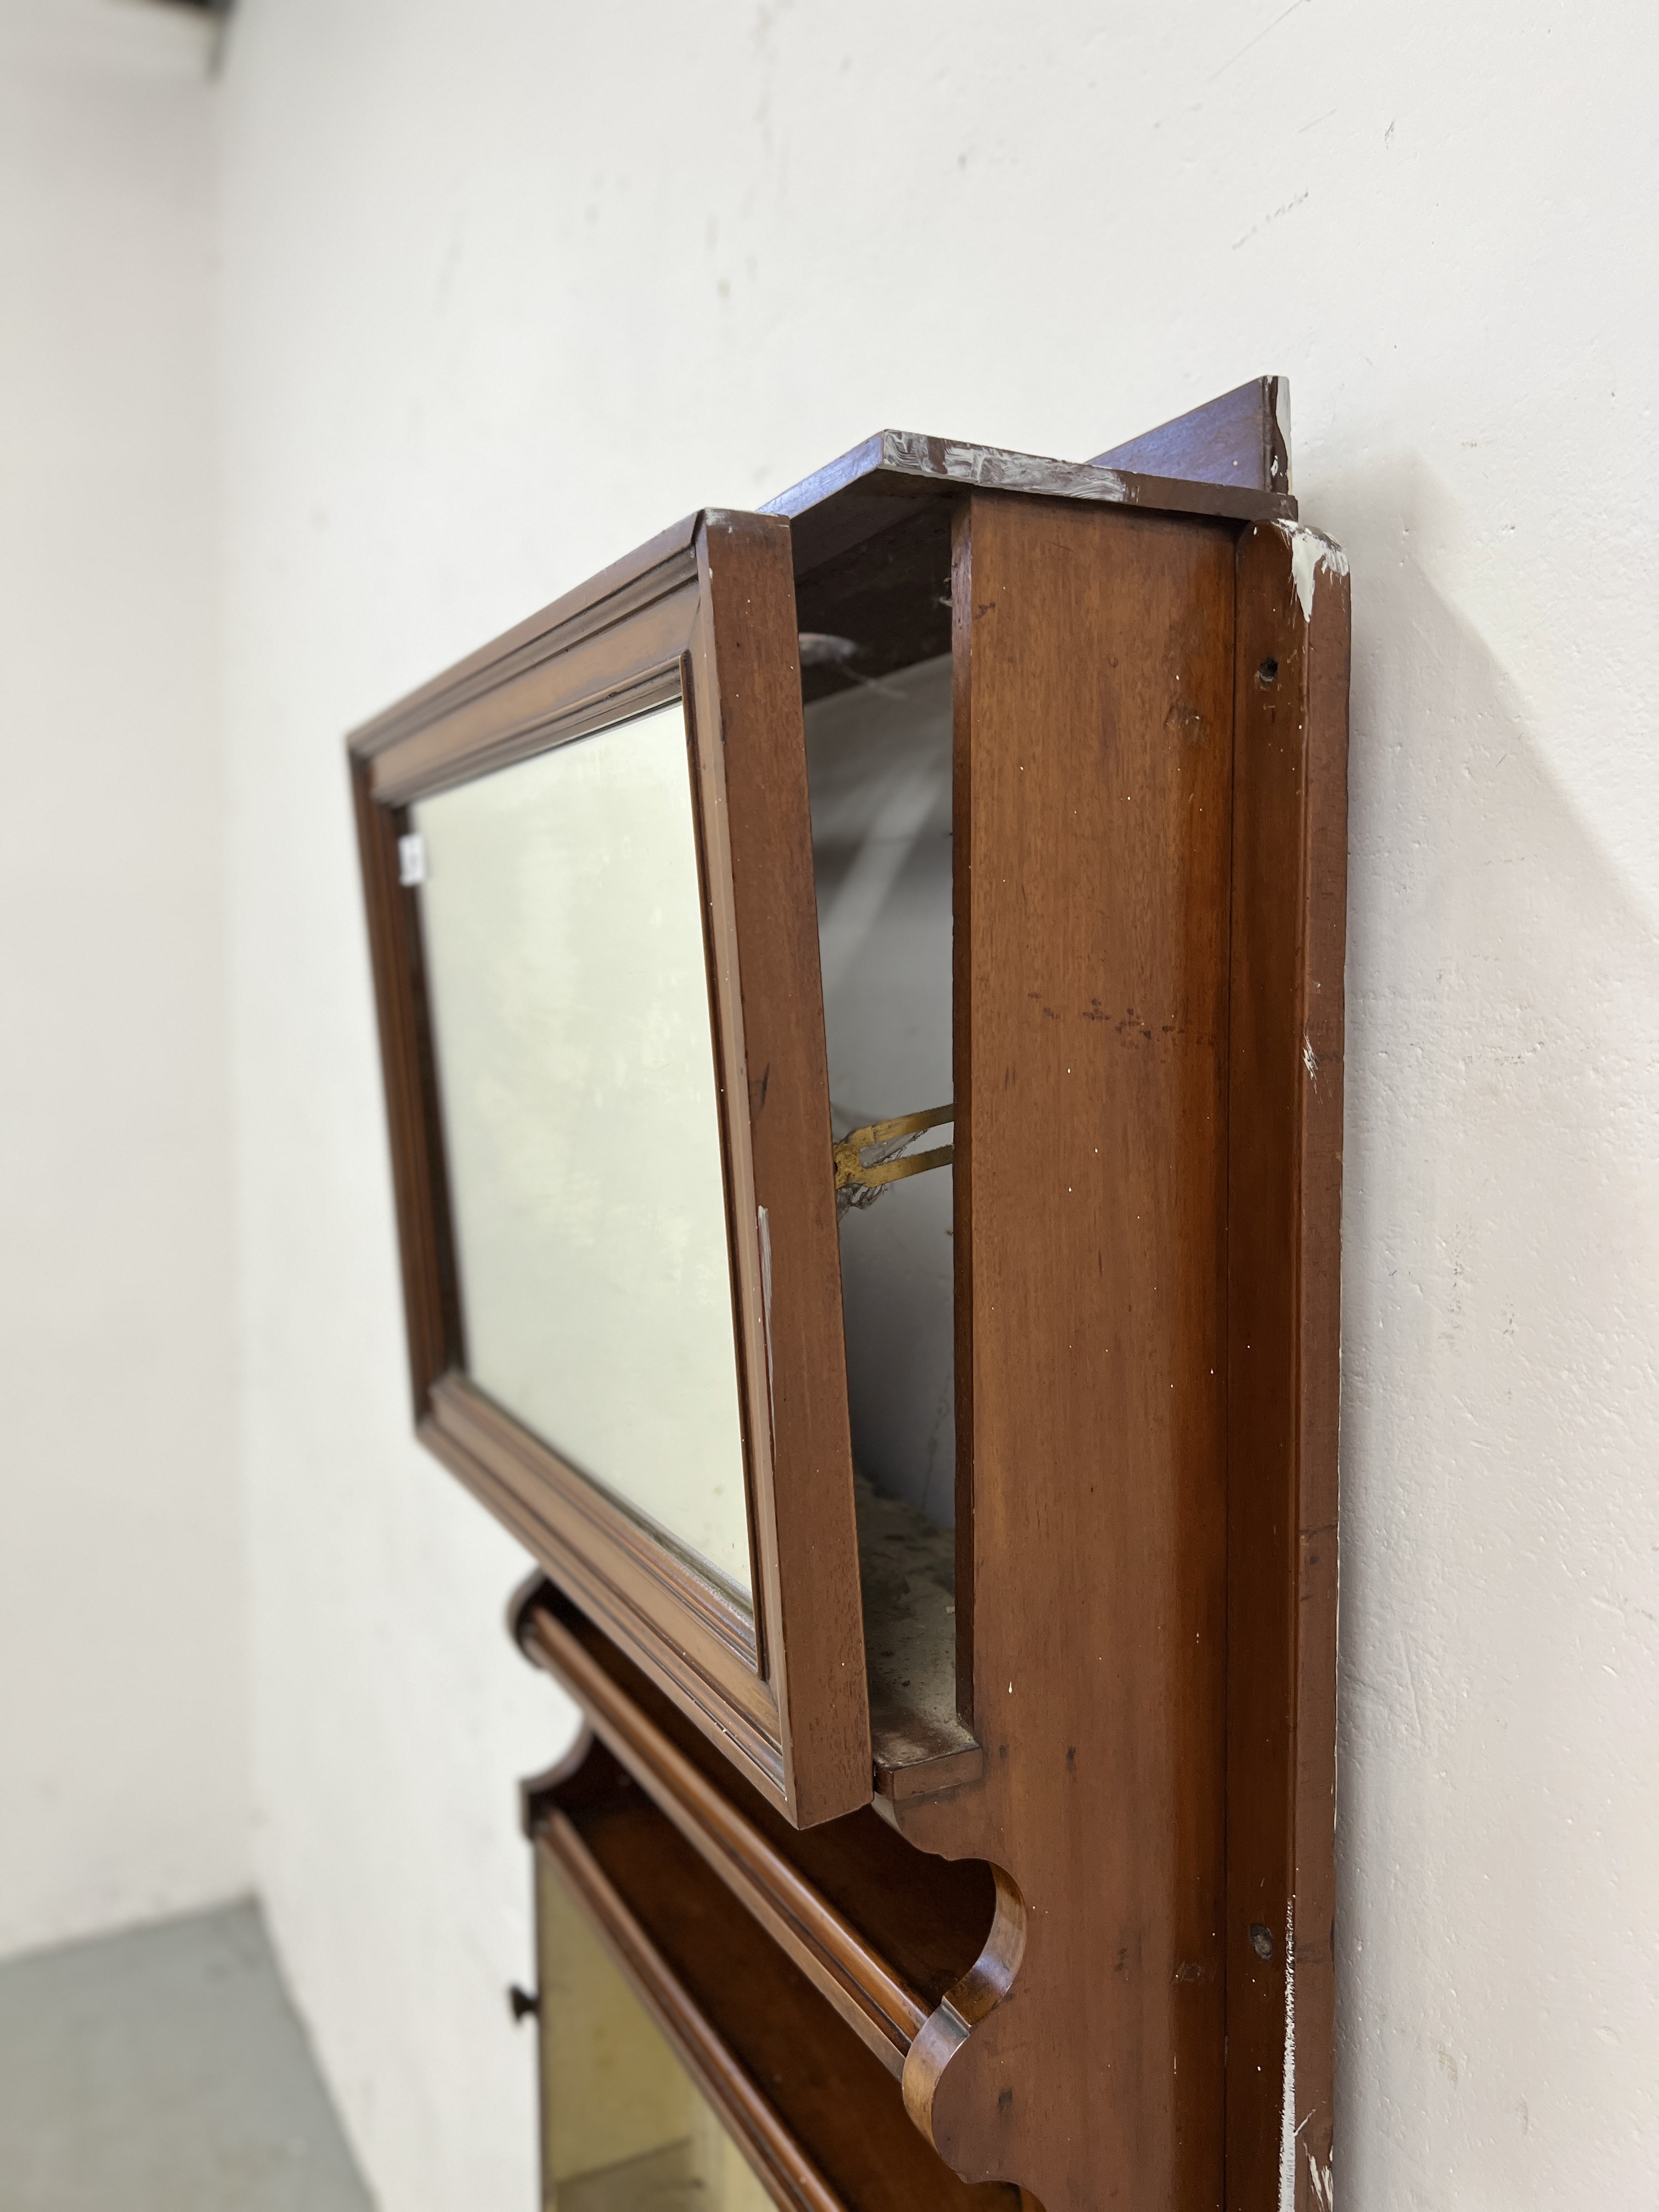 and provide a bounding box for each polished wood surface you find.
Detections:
[538,1770,848,2212]
[876,492,1236,2212]
[693,517,871,1825]
[349,513,870,1828]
